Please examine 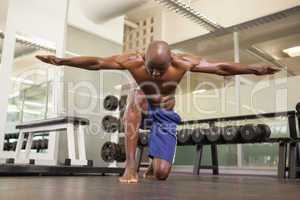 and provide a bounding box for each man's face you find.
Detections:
[145,60,170,80]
